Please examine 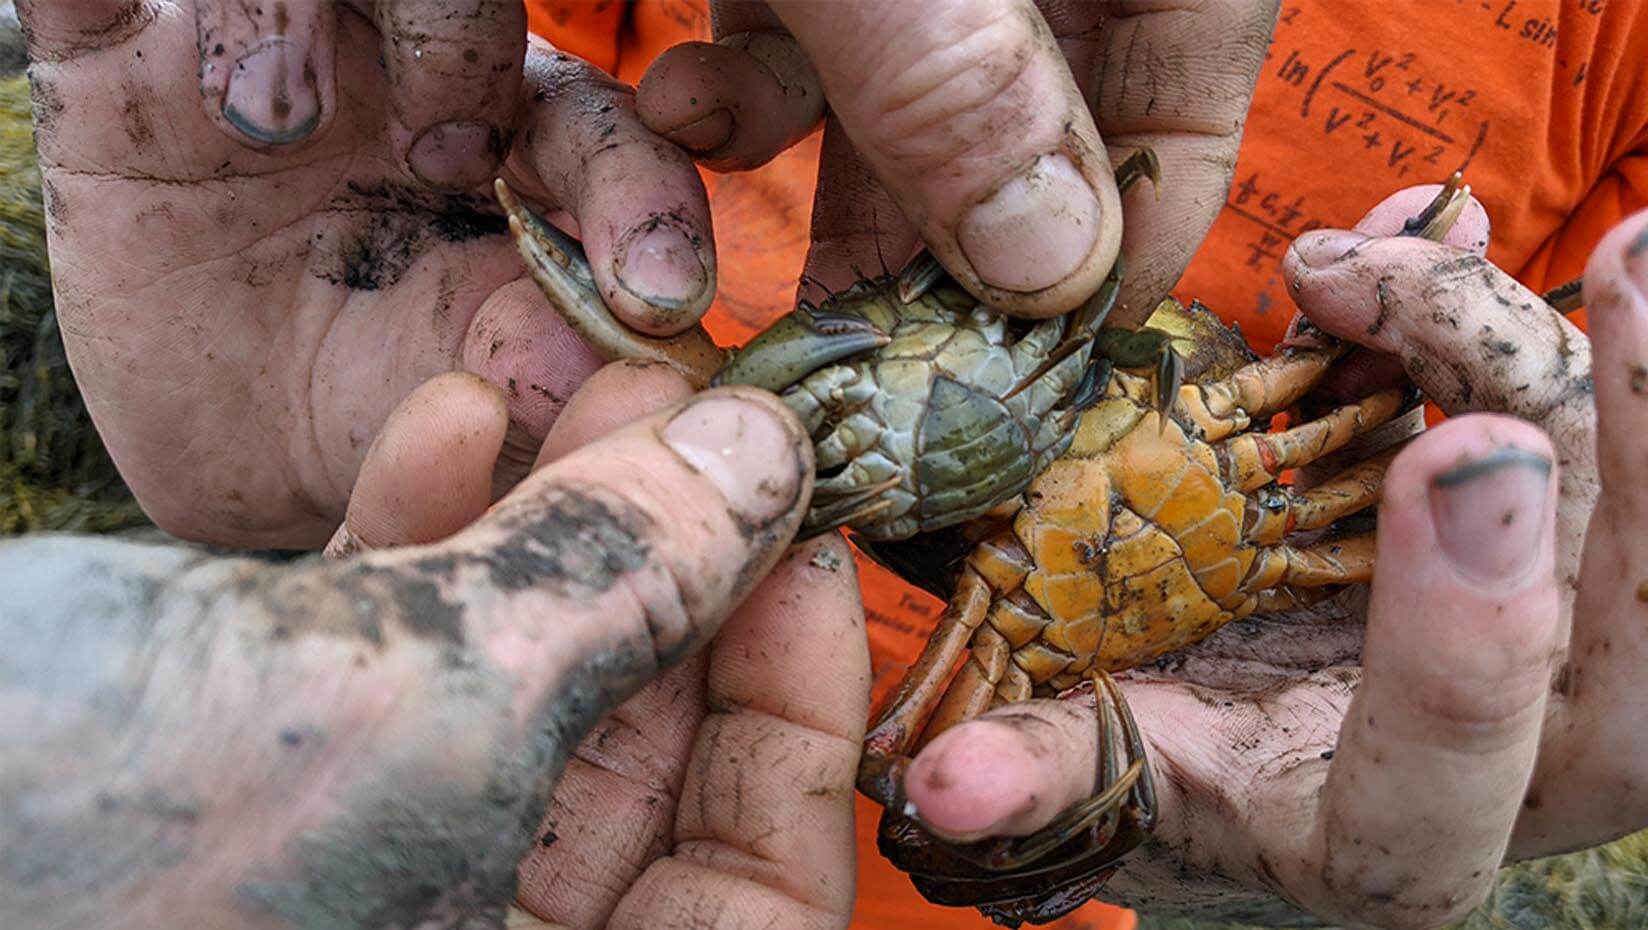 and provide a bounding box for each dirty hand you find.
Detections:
[635,0,1278,322]
[888,192,1648,928]
[325,360,870,930]
[19,1,716,548]
[2,374,869,930]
